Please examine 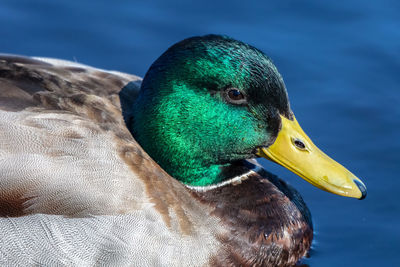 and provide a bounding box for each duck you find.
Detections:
[0,34,366,267]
